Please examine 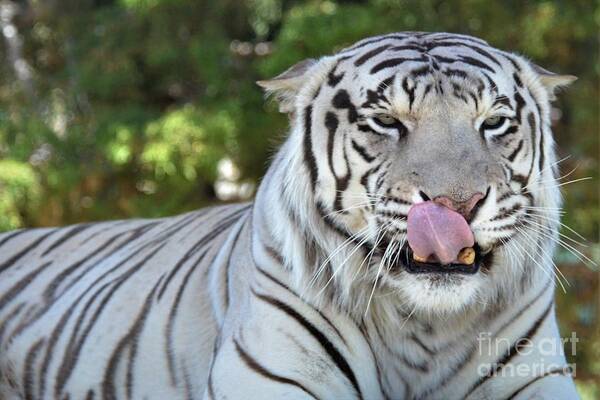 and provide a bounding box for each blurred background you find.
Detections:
[0,0,597,396]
